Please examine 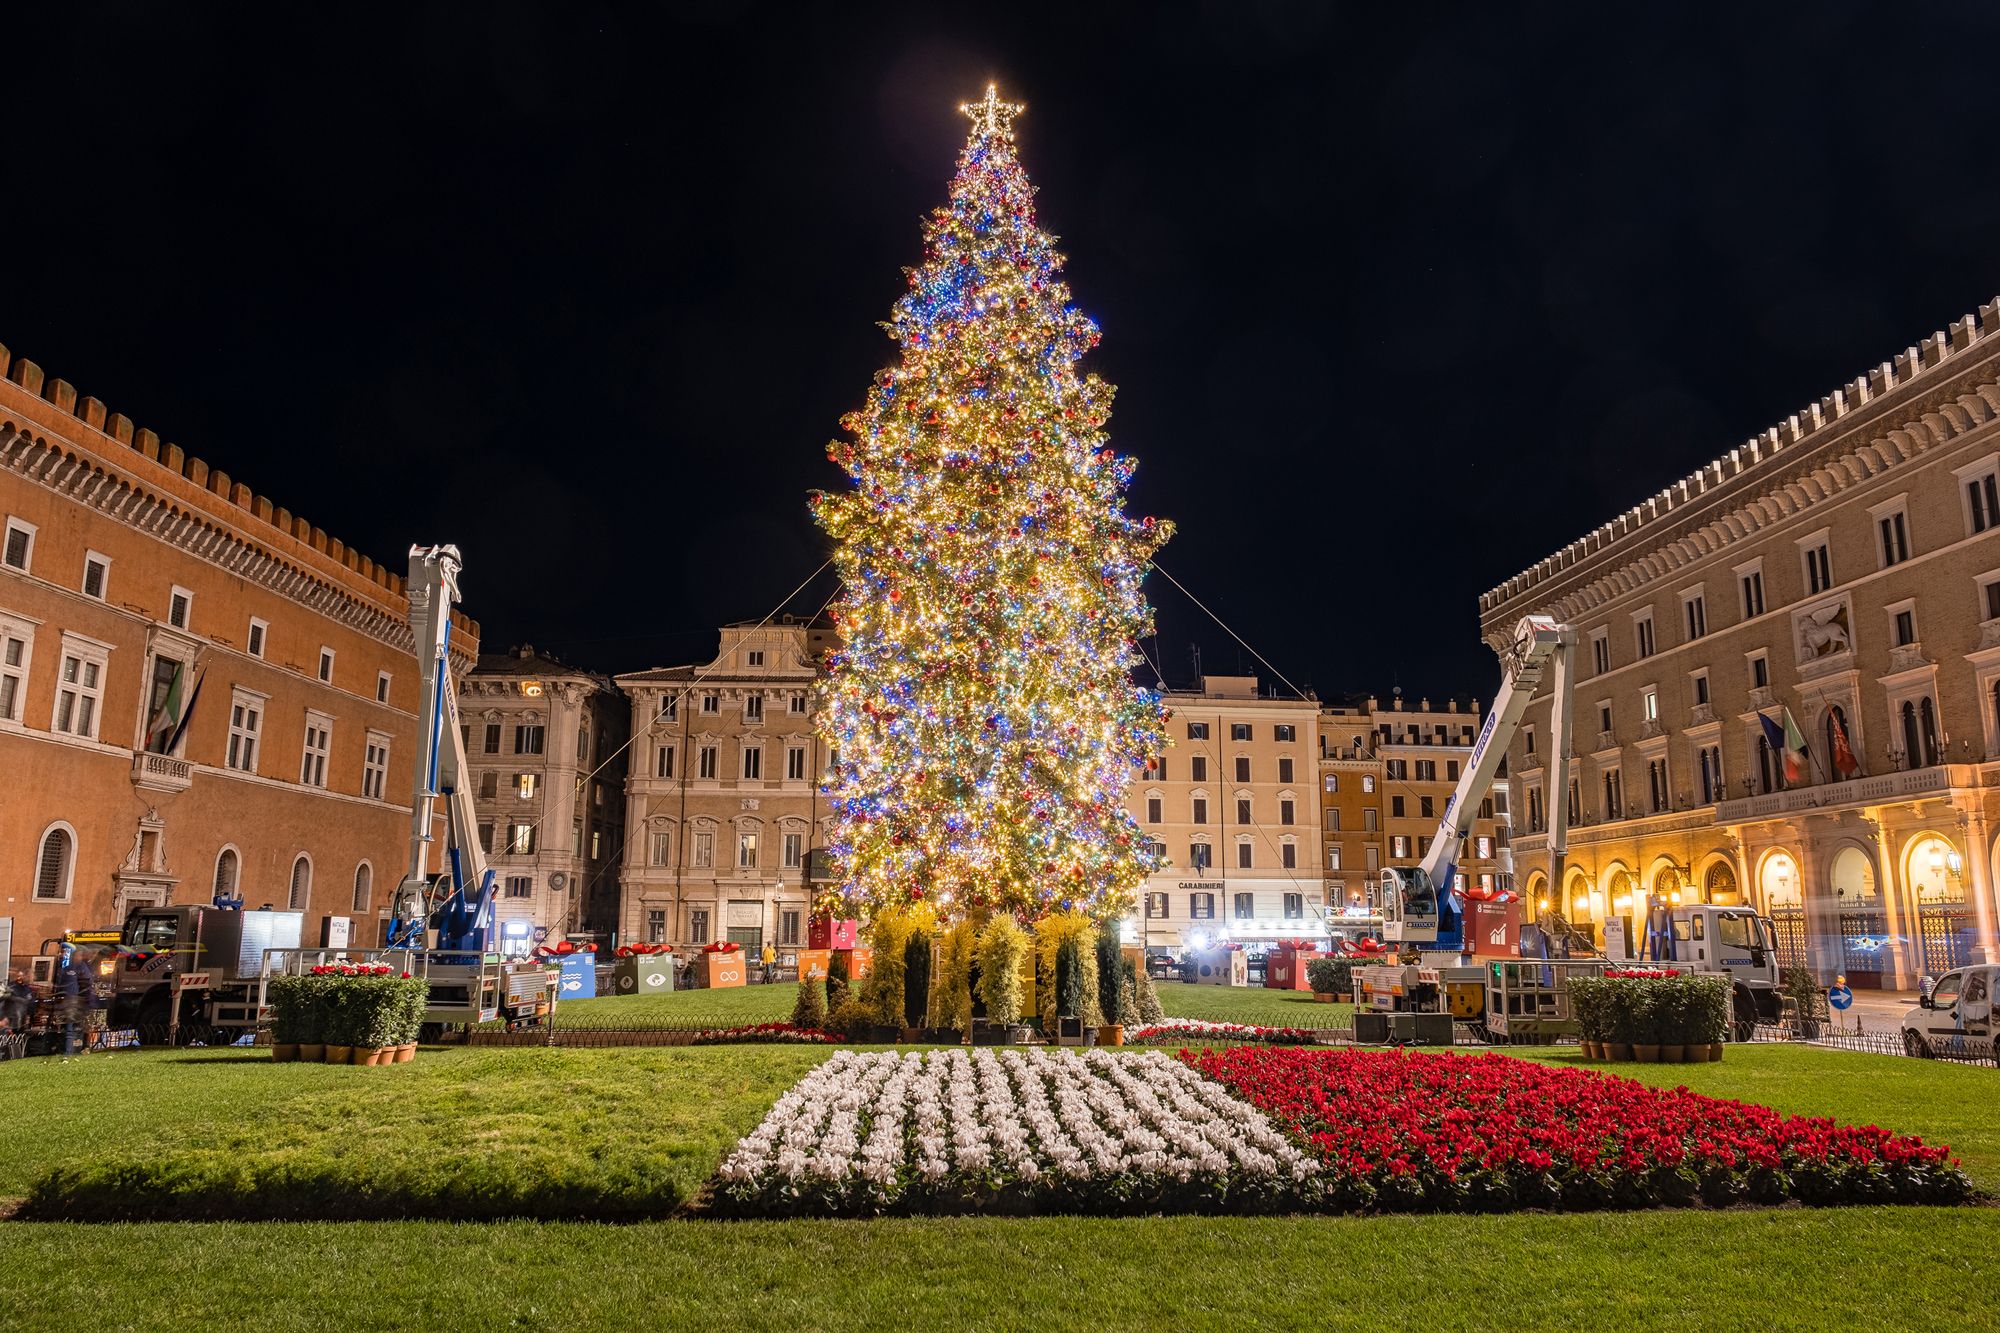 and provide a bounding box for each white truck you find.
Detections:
[1902,964,1998,1063]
